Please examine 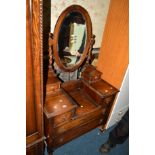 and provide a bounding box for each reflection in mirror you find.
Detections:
[58,12,86,67]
